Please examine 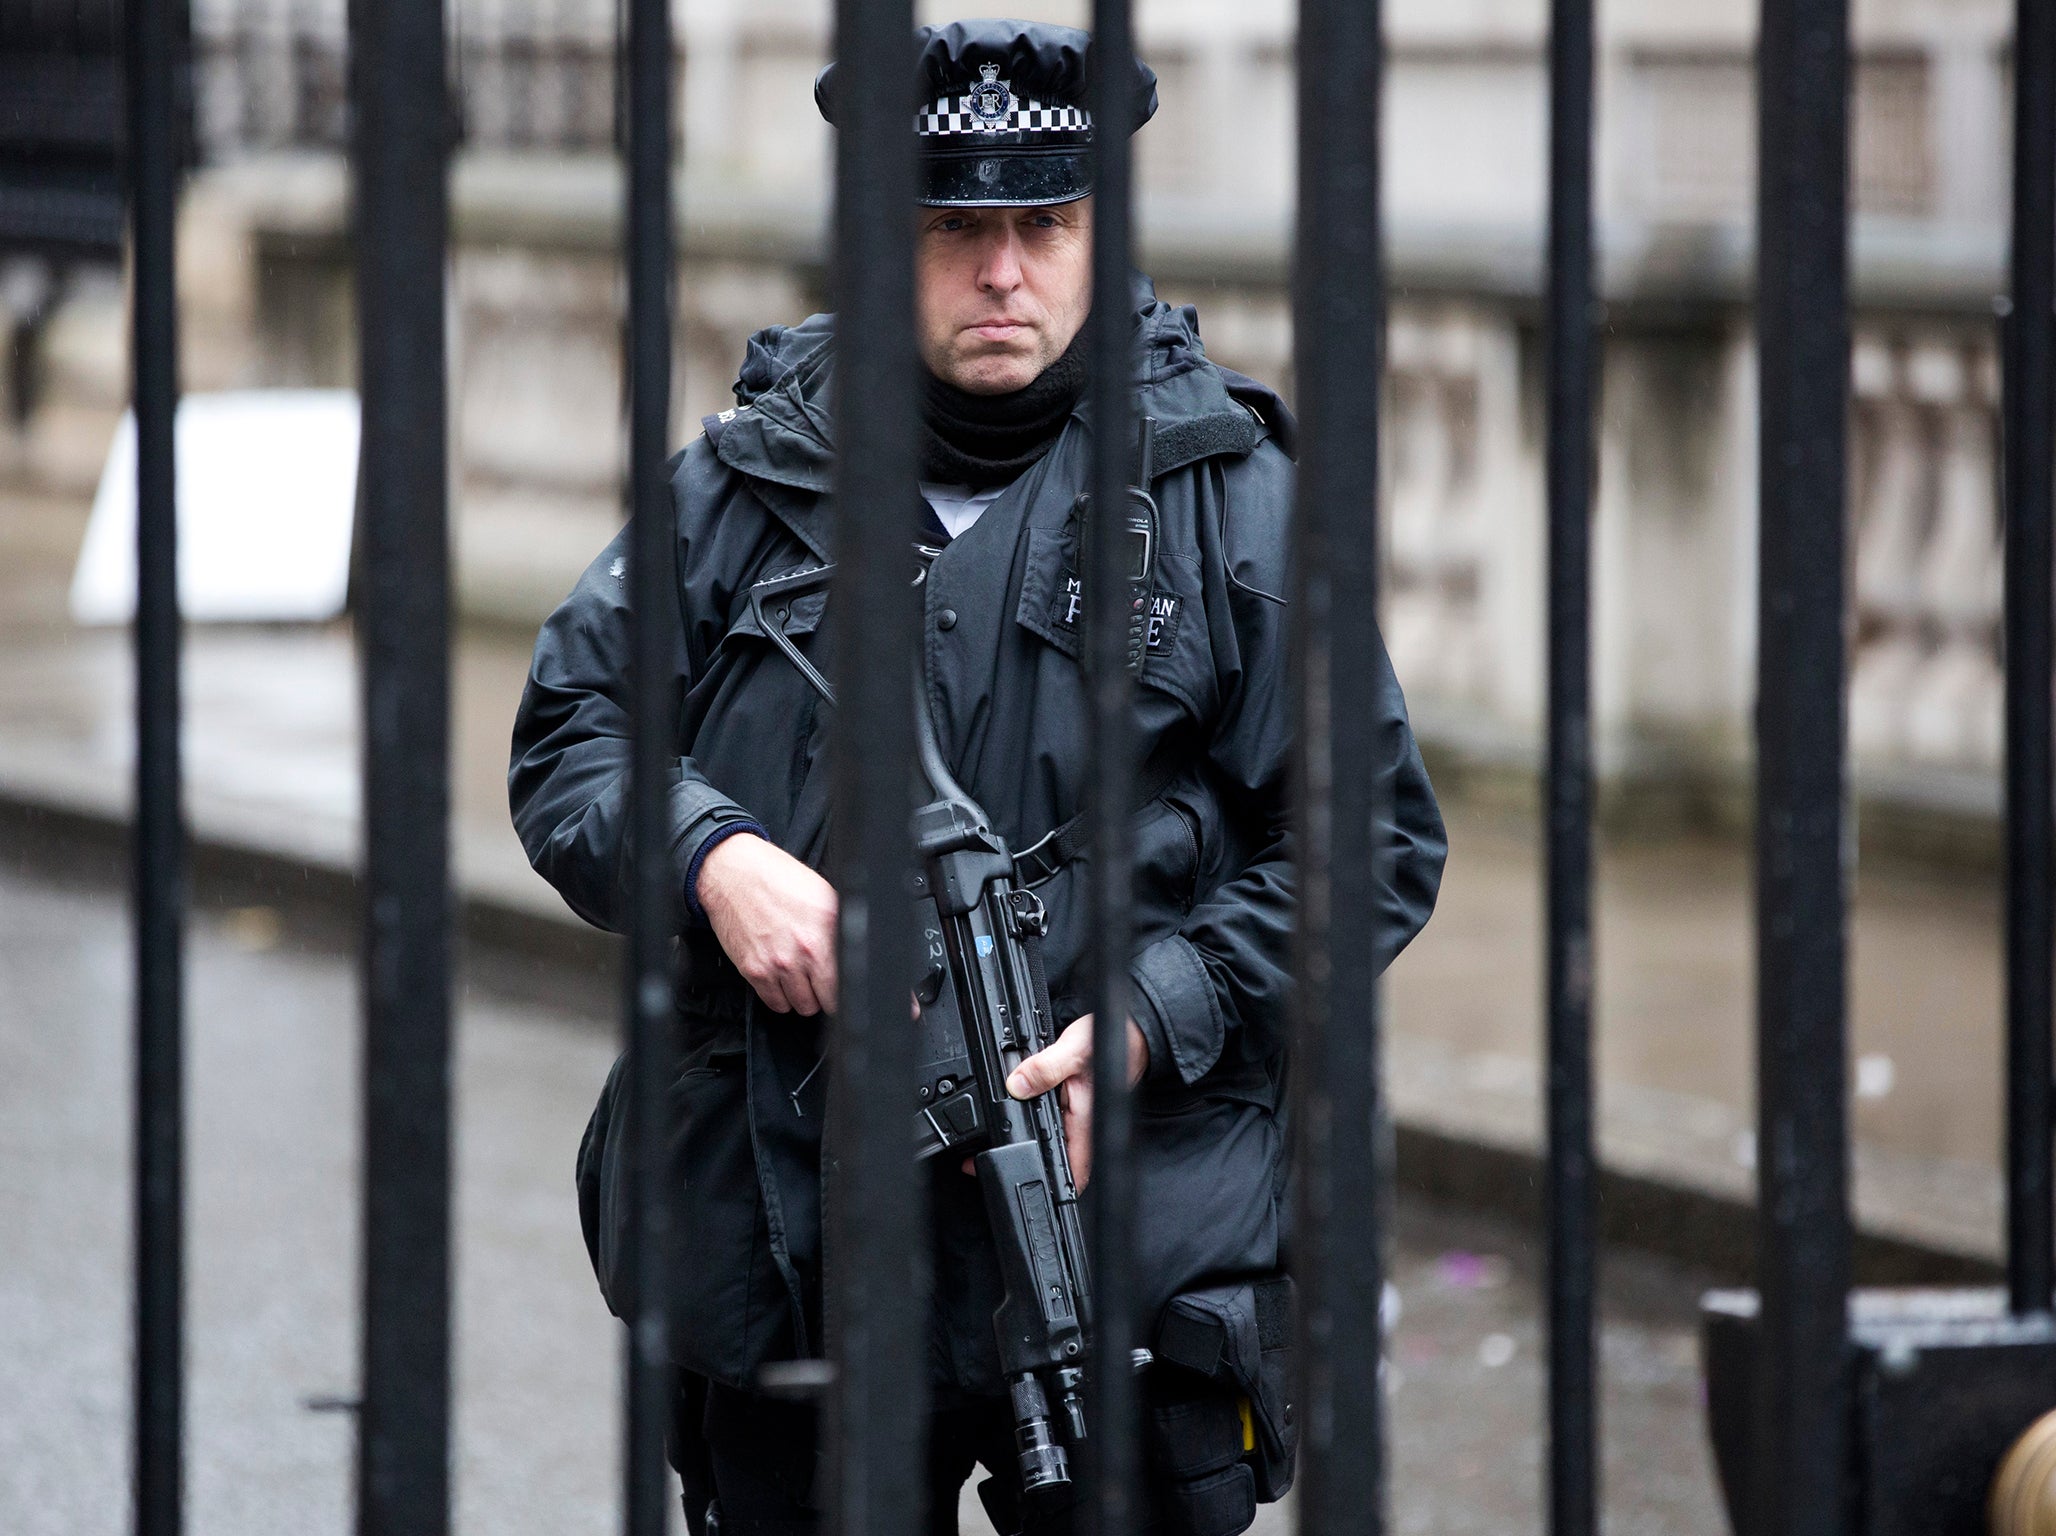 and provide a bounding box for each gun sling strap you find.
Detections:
[739,552,1184,891]
[1008,750,1182,888]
